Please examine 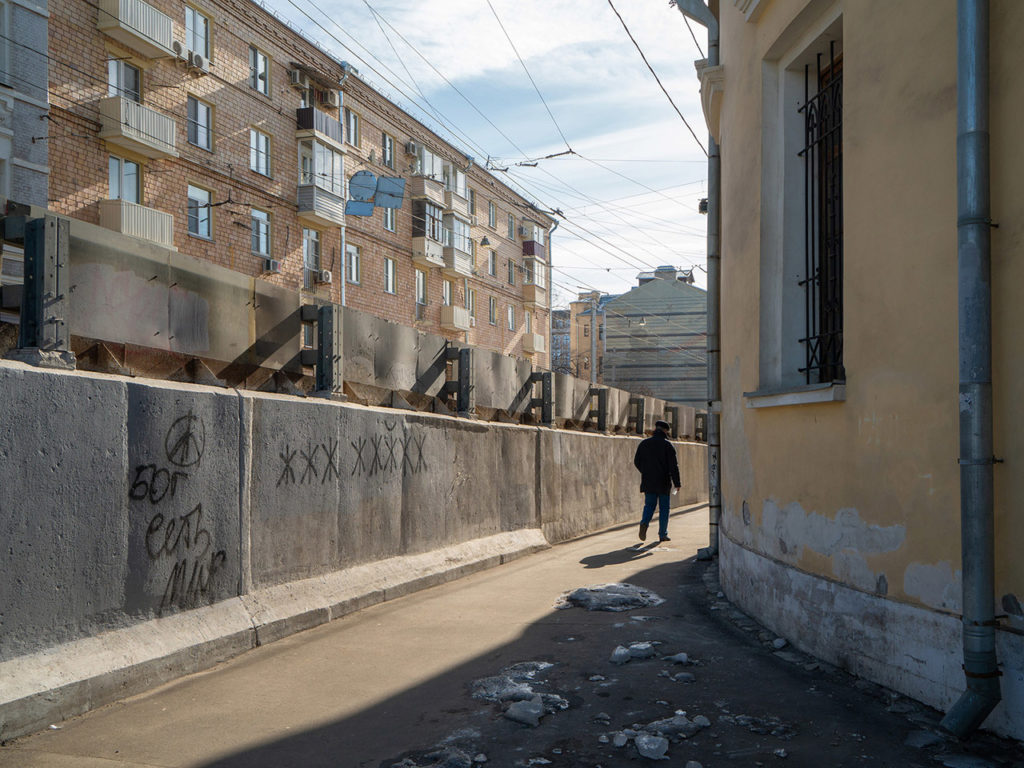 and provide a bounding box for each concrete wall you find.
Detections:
[0,361,707,738]
[714,0,1024,738]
